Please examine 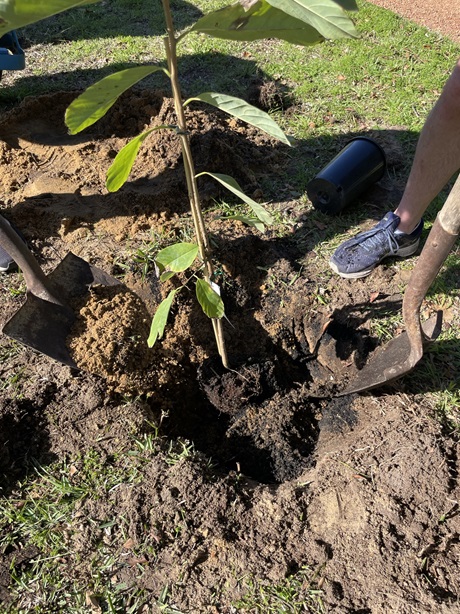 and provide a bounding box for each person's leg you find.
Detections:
[330,59,460,278]
[395,59,460,233]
